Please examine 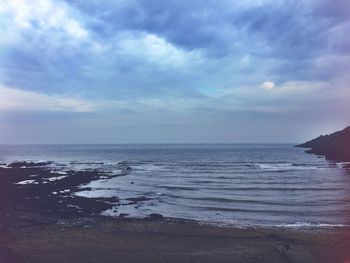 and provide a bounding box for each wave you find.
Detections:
[182,205,347,216]
[273,222,349,228]
[195,220,349,229]
[160,186,345,191]
[253,163,320,171]
[162,195,348,206]
[131,164,168,172]
[70,161,104,165]
[159,185,198,191]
